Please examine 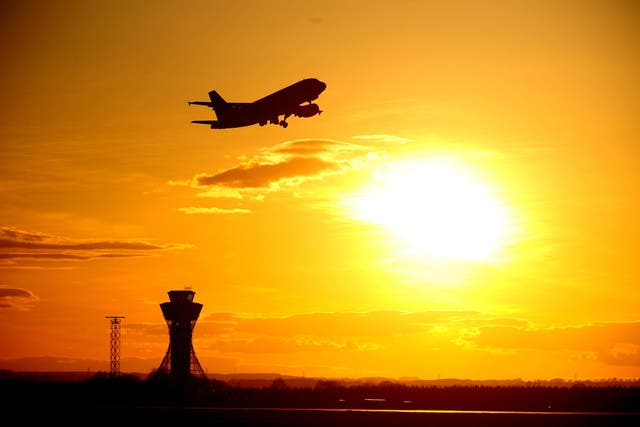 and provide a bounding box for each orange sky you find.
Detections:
[1,0,639,380]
